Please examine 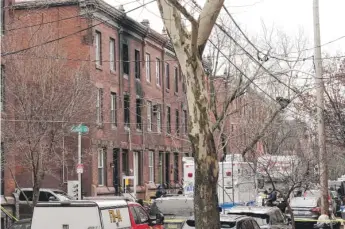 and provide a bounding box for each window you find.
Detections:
[147,101,152,131]
[158,152,164,184]
[165,62,170,89]
[110,92,117,127]
[135,50,140,79]
[174,67,178,93]
[122,149,129,175]
[136,98,142,130]
[124,94,130,128]
[1,0,5,35]
[145,53,151,82]
[183,110,187,134]
[109,38,116,71]
[156,105,161,133]
[98,148,105,186]
[148,151,154,182]
[156,58,161,86]
[122,43,129,75]
[129,207,140,224]
[166,106,171,134]
[174,153,179,182]
[175,109,179,135]
[134,151,143,185]
[96,88,103,124]
[95,31,102,66]
[1,65,4,111]
[1,142,4,195]
[19,191,33,201]
[133,206,149,224]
